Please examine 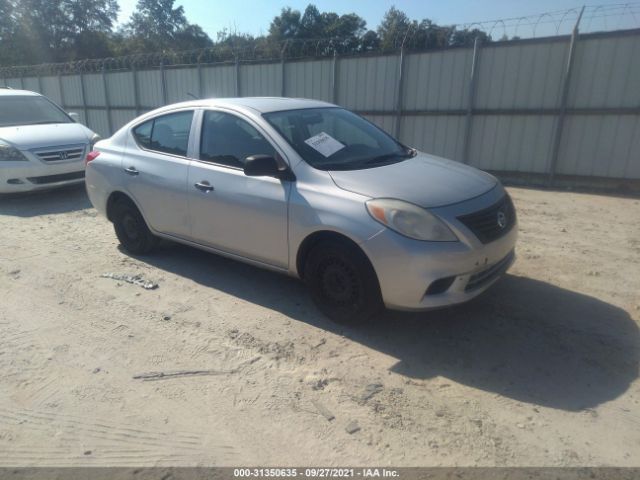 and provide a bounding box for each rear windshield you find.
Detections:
[0,95,72,127]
